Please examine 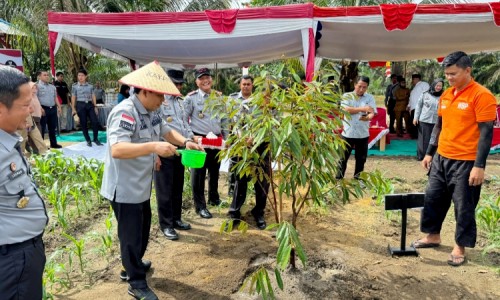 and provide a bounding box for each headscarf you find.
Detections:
[429,78,444,97]
[29,82,43,118]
